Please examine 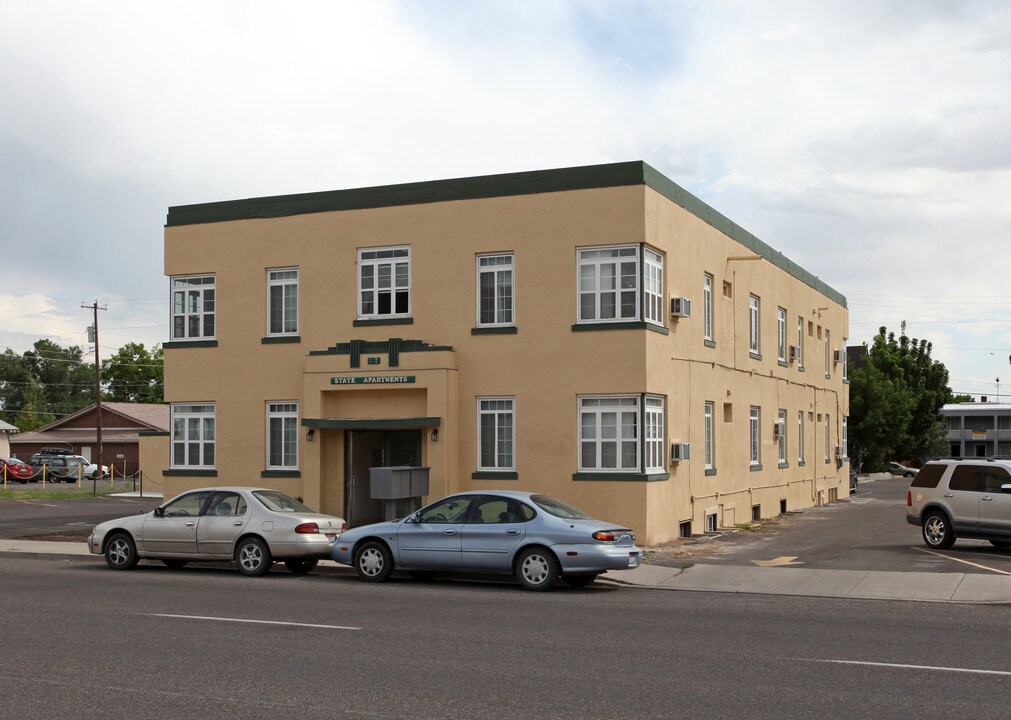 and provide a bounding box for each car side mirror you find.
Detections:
[1001,484,1011,494]
[154,507,164,517]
